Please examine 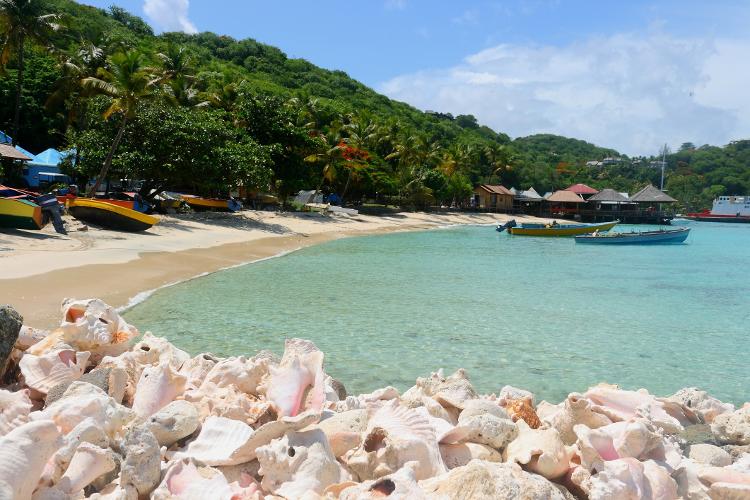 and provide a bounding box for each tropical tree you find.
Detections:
[0,0,61,145]
[82,49,157,196]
